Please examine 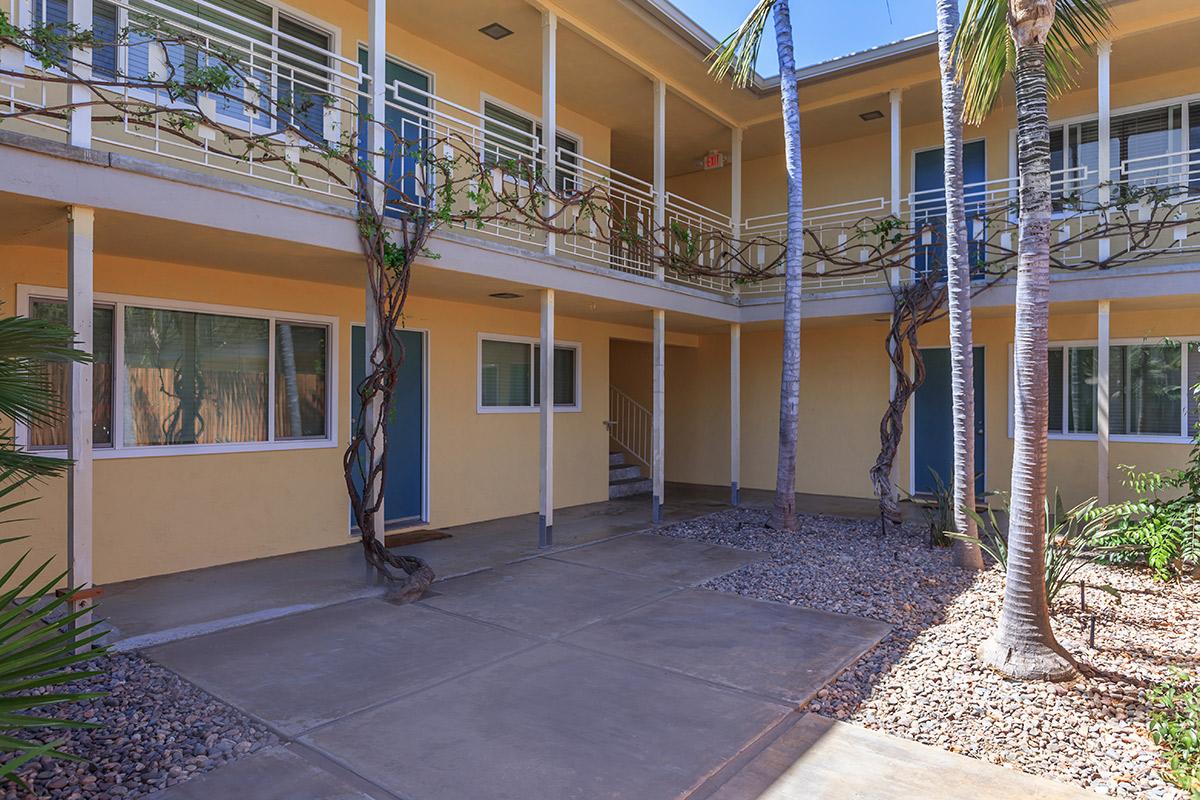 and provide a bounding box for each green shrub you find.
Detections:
[1148,669,1200,795]
[0,304,107,783]
[1096,388,1200,581]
